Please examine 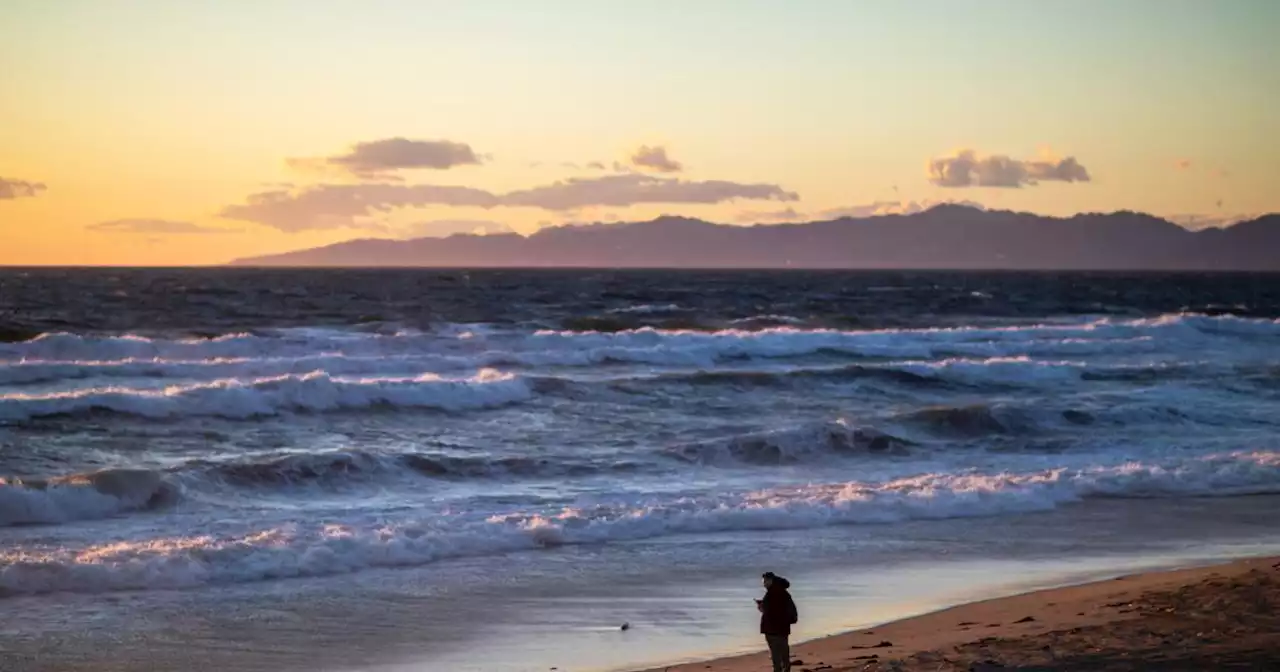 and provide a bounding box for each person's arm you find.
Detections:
[759,593,777,619]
